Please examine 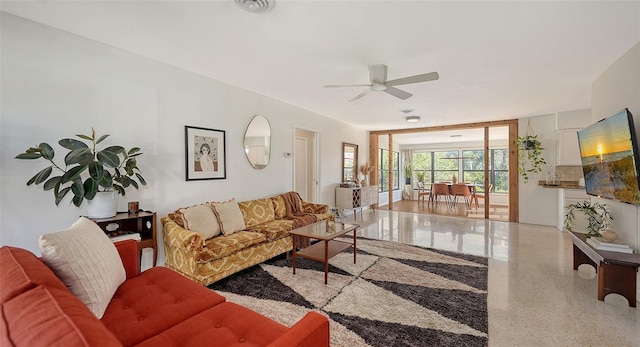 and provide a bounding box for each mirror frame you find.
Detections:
[342,142,358,182]
[243,115,271,170]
